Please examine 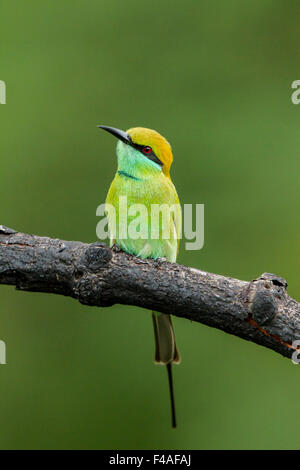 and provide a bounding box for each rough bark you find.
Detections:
[0,225,299,360]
